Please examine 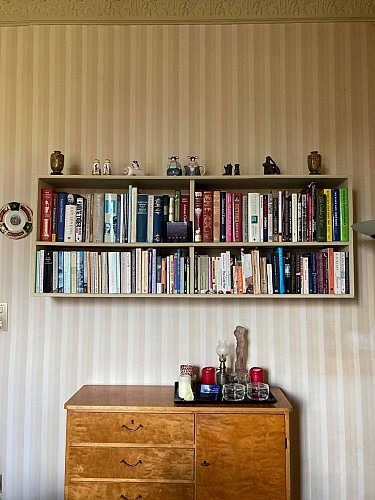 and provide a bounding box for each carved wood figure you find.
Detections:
[234,325,247,374]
